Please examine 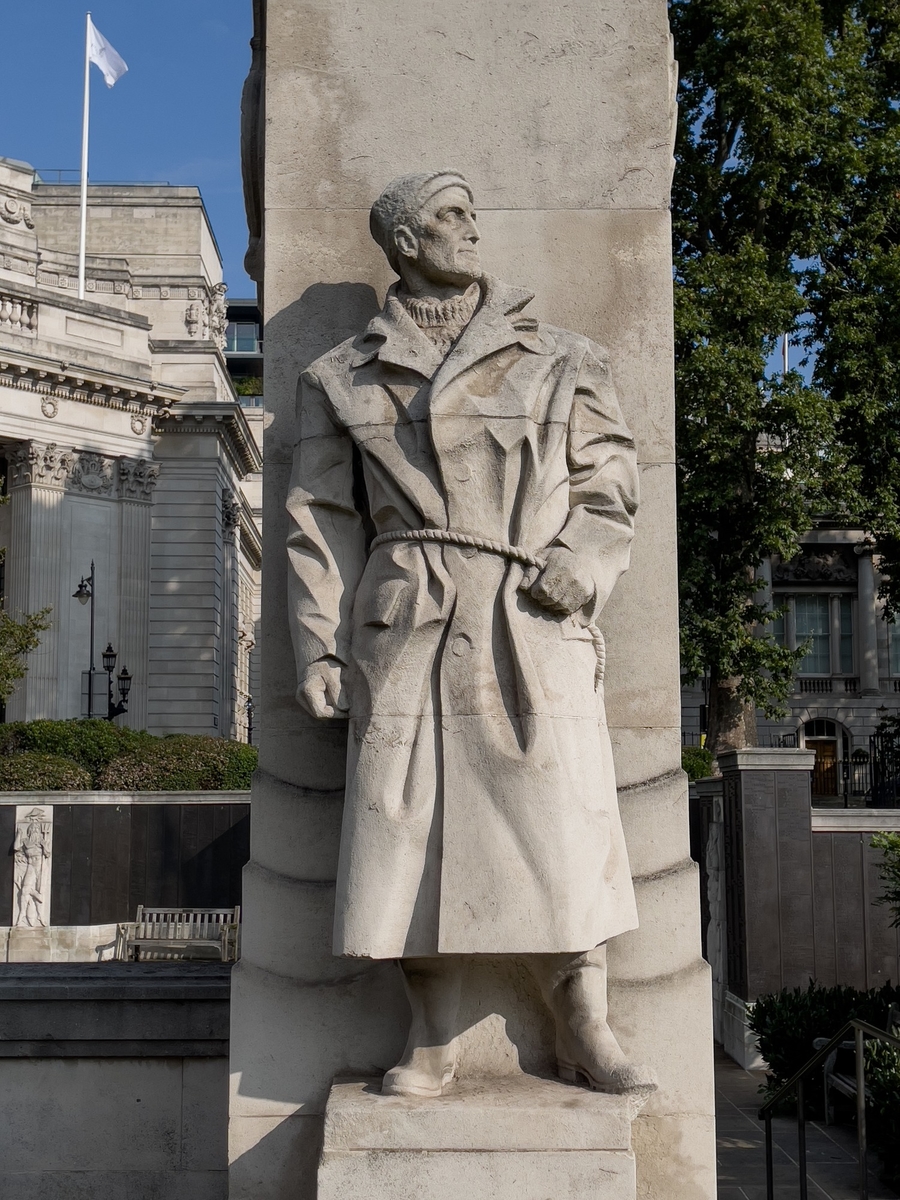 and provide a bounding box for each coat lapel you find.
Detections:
[349,291,445,380]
